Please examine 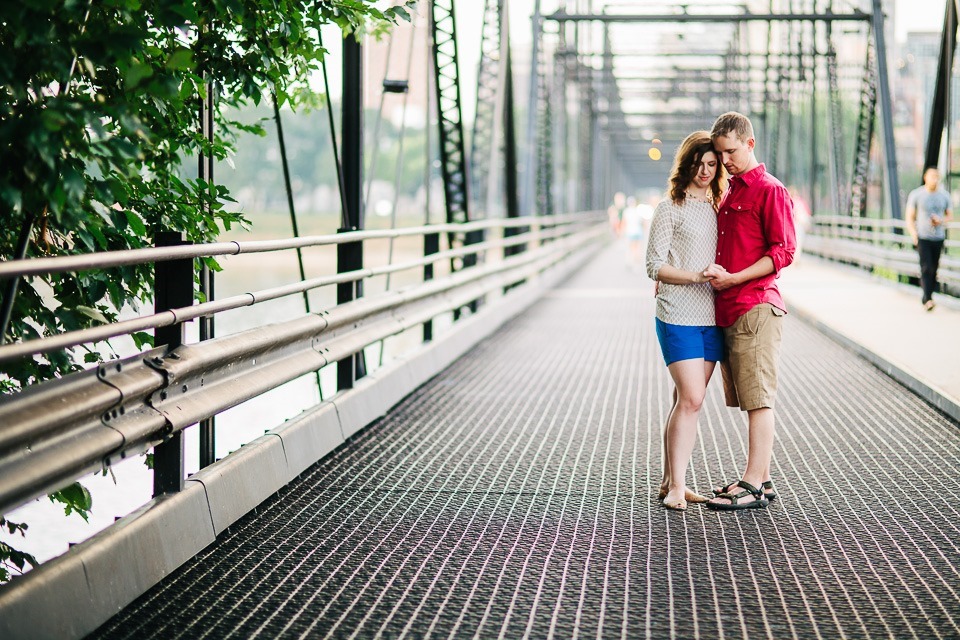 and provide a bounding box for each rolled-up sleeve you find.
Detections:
[645,201,674,281]
[763,185,797,273]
